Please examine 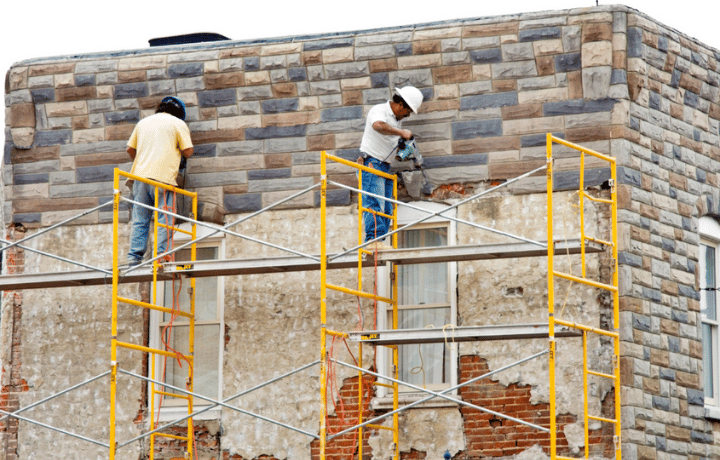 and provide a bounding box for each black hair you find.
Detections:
[156,96,186,120]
